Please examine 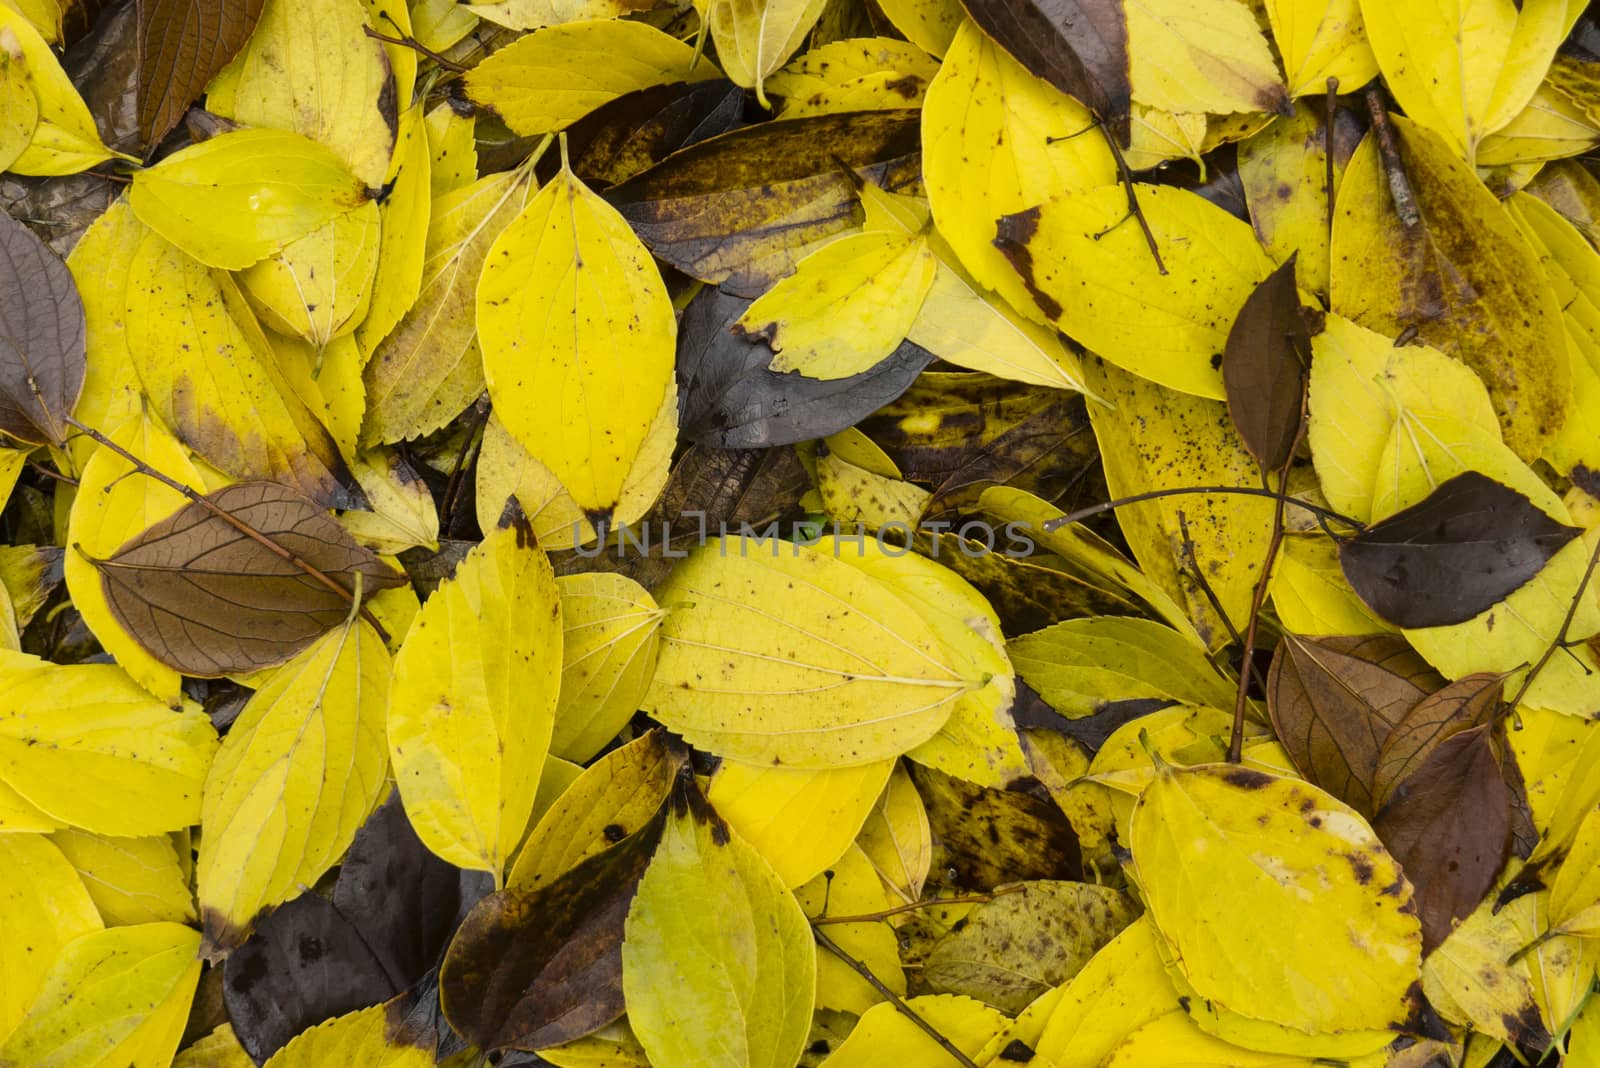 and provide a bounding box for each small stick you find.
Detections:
[812,887,1022,926]
[1176,510,1268,699]
[1041,485,1359,533]
[1098,120,1168,276]
[811,924,982,1068]
[66,417,390,643]
[1504,531,1600,712]
[439,395,491,533]
[27,461,77,487]
[1362,84,1420,228]
[364,25,467,72]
